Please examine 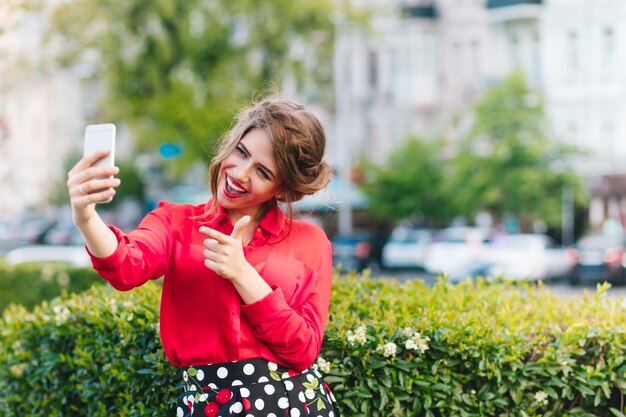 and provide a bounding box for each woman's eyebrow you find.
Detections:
[239,142,276,179]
